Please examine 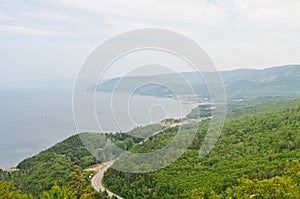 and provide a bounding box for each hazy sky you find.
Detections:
[0,0,300,88]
